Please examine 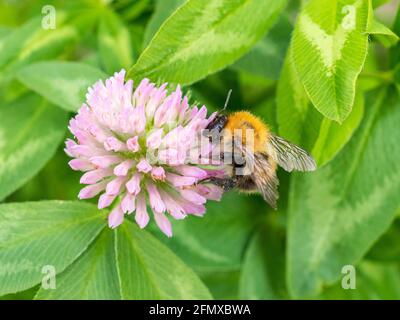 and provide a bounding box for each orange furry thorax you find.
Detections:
[223,111,270,152]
